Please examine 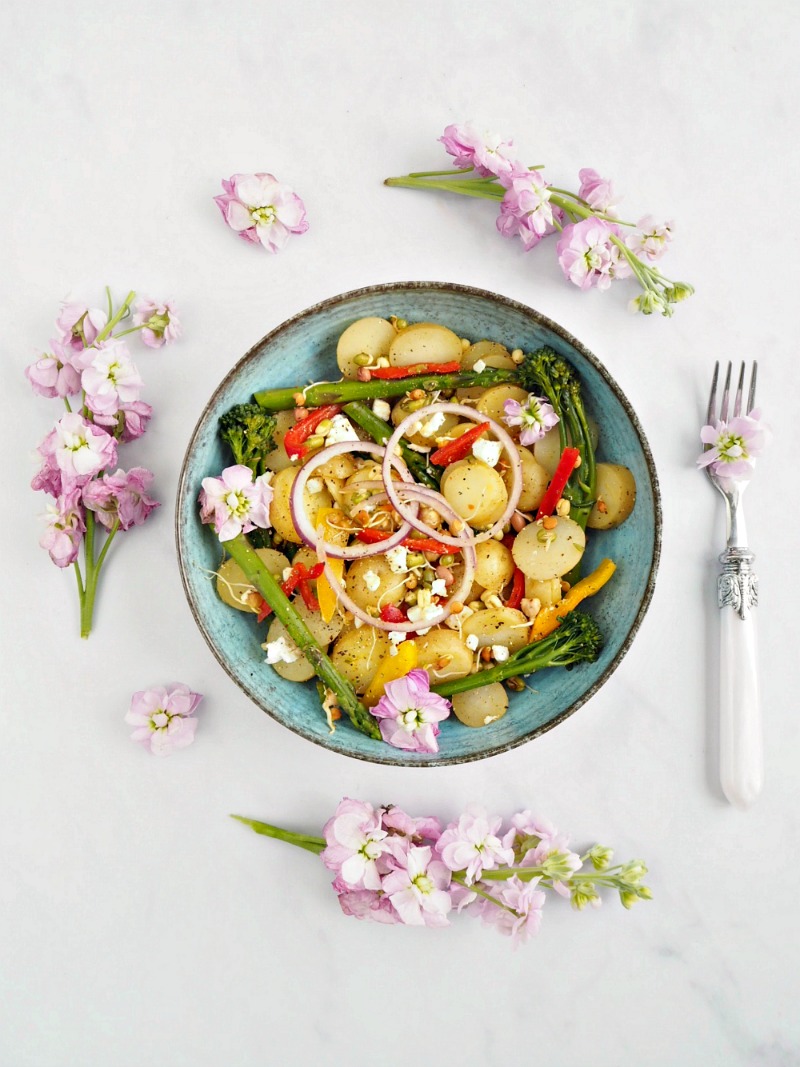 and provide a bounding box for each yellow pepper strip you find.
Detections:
[363,640,418,708]
[531,558,617,640]
[315,508,349,624]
